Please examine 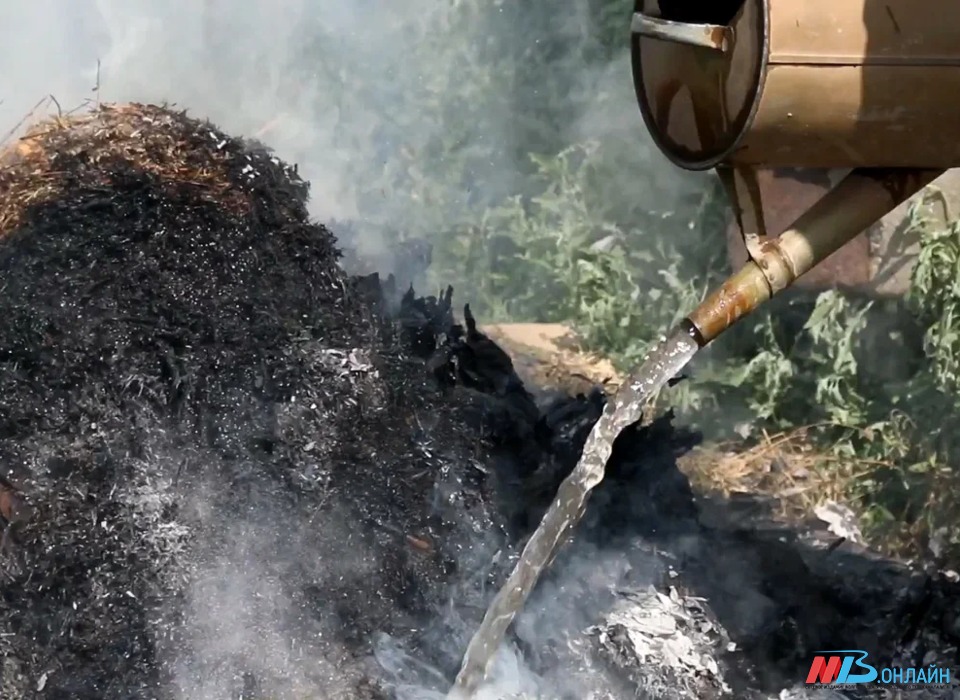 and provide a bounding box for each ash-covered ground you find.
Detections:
[0,104,957,700]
